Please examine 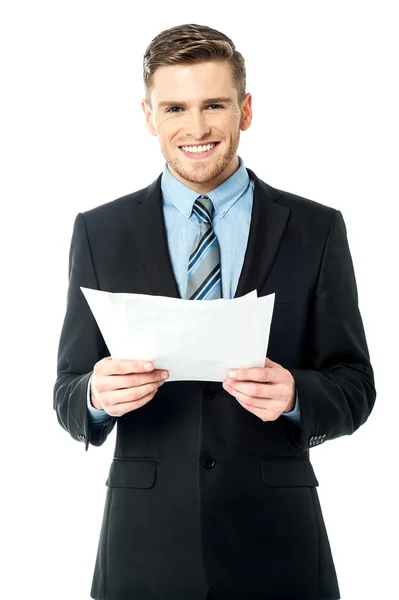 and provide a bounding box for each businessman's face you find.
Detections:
[142,61,252,193]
